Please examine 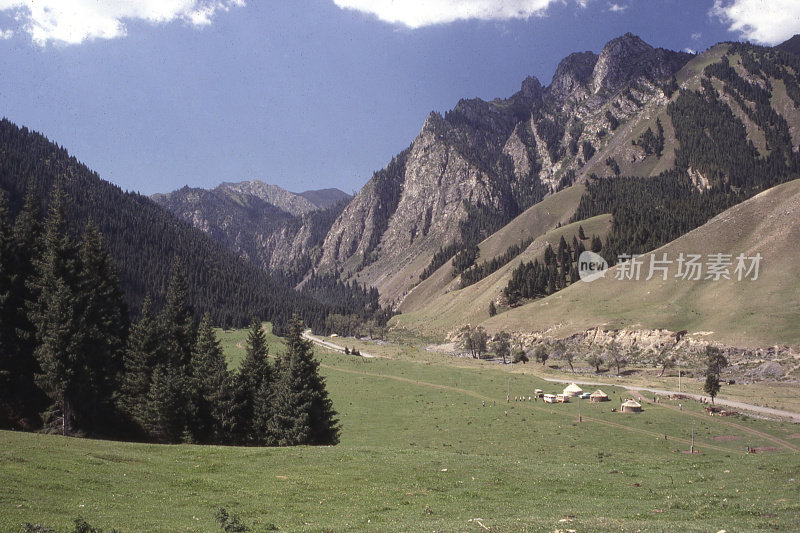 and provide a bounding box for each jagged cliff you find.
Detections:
[314,33,690,304]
